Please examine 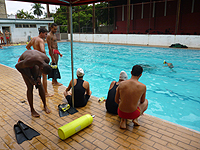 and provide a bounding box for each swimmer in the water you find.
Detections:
[163,60,174,68]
